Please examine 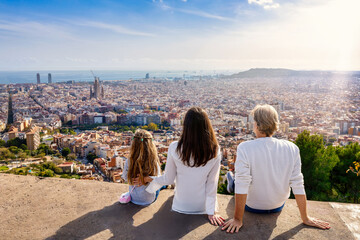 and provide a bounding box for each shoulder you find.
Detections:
[276,139,299,151]
[237,139,258,151]
[169,141,178,151]
[168,141,179,157]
